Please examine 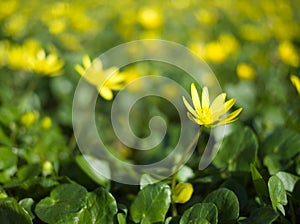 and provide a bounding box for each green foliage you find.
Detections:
[130,183,171,224]
[0,0,300,223]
